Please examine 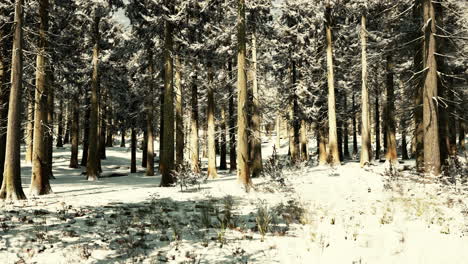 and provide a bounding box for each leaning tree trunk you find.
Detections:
[237,0,251,189]
[359,14,372,167]
[384,53,398,165]
[30,0,52,195]
[0,0,26,200]
[86,15,101,181]
[190,66,200,173]
[207,64,218,179]
[160,12,175,186]
[228,60,237,171]
[250,24,263,177]
[175,55,184,169]
[69,95,79,168]
[325,4,340,166]
[146,50,155,176]
[422,0,441,175]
